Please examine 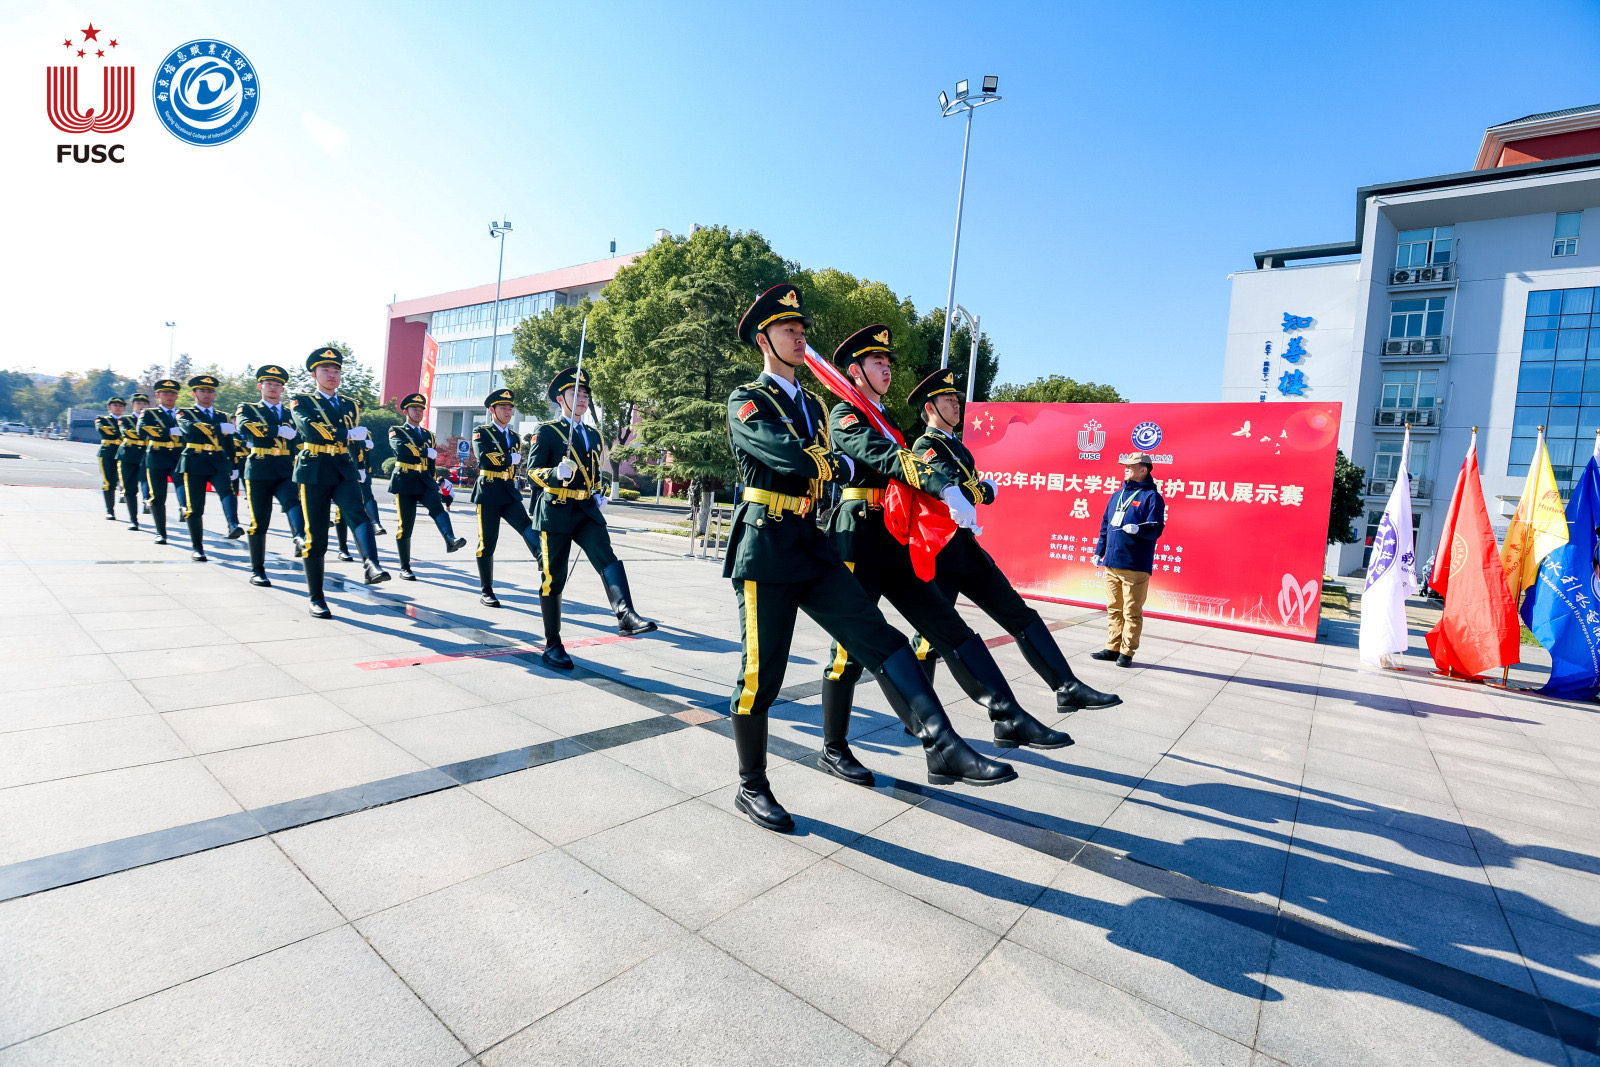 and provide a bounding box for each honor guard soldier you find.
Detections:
[909,369,1121,709]
[818,326,1071,786]
[335,435,385,560]
[94,397,126,520]
[528,366,656,670]
[138,379,188,545]
[291,347,391,618]
[388,393,465,579]
[116,394,150,529]
[176,373,245,561]
[470,388,545,610]
[724,284,1014,833]
[235,365,307,587]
